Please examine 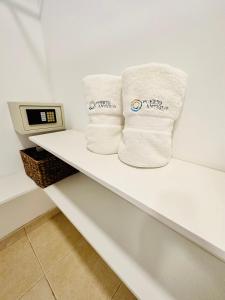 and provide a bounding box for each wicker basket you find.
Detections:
[20,147,77,188]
